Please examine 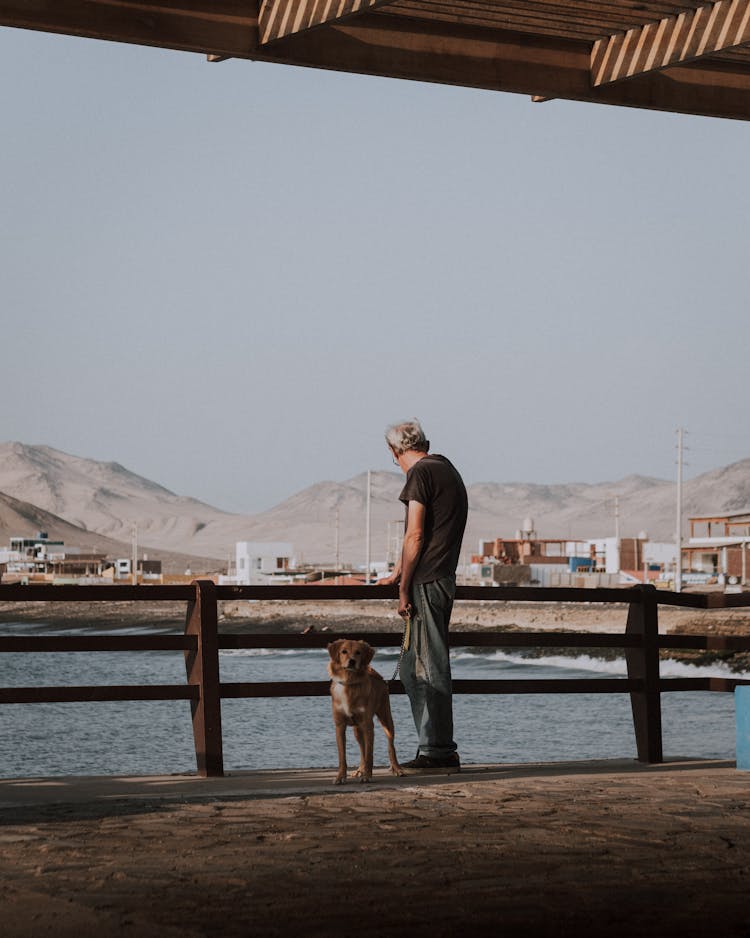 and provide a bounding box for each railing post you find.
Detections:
[184,579,224,777]
[625,584,663,763]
